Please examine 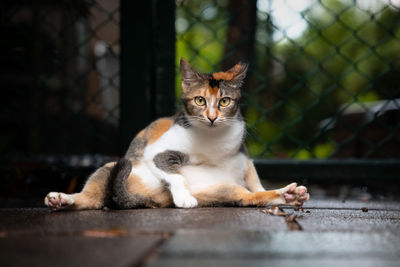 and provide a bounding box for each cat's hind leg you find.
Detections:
[193,182,309,207]
[44,162,115,210]
[109,158,173,209]
[241,182,310,206]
